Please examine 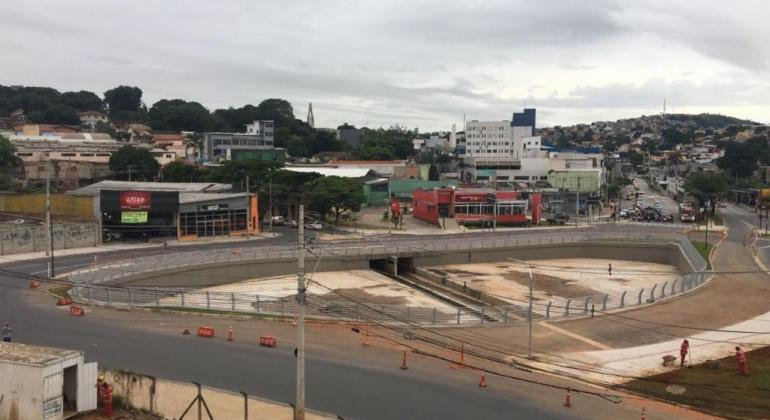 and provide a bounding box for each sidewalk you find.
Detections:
[0,231,277,264]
